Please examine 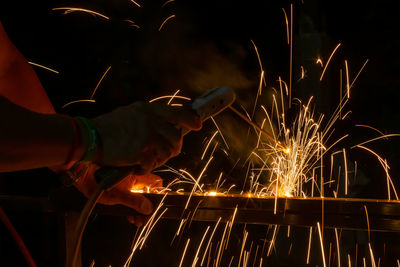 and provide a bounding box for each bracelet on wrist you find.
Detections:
[75,116,100,162]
